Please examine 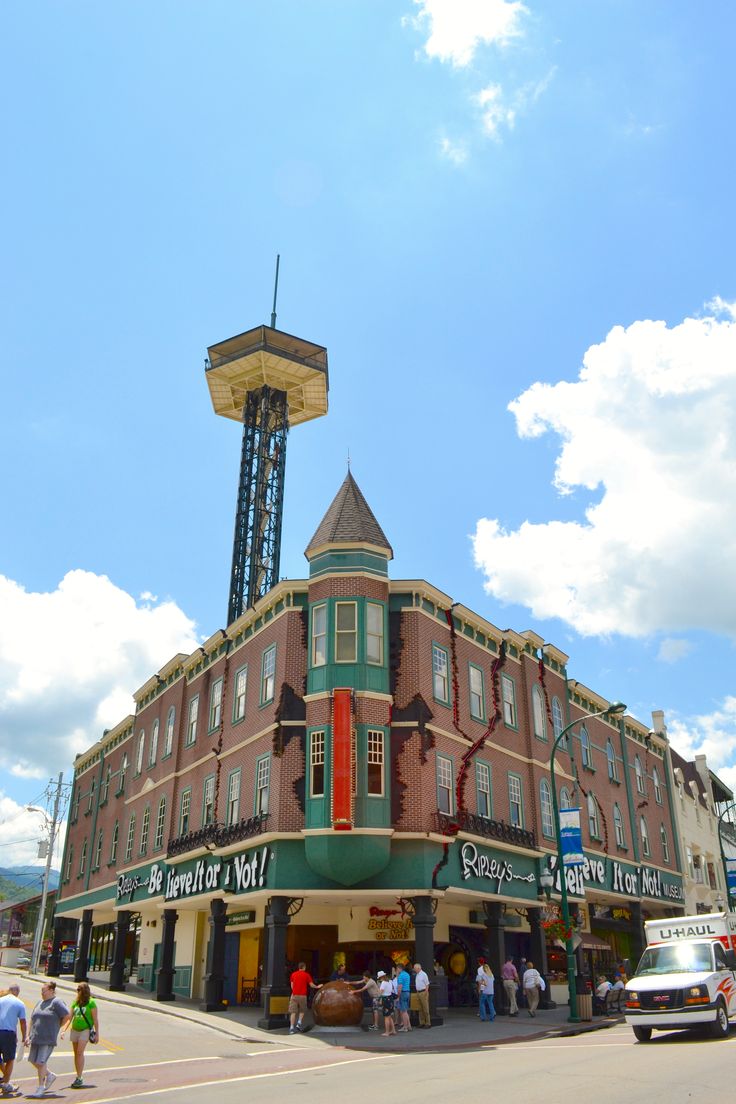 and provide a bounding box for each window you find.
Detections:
[135,730,145,775]
[233,666,248,721]
[532,686,547,740]
[335,602,357,662]
[468,665,485,721]
[65,846,73,883]
[707,861,717,890]
[110,822,119,864]
[310,731,325,797]
[366,603,384,665]
[87,778,96,814]
[118,754,128,795]
[653,766,662,804]
[149,719,159,767]
[634,755,645,794]
[179,789,191,837]
[437,755,453,815]
[588,794,600,838]
[559,787,572,810]
[367,730,384,795]
[261,645,276,704]
[72,786,80,822]
[186,696,199,746]
[255,756,270,814]
[660,824,670,863]
[163,707,175,757]
[154,798,166,851]
[79,839,87,877]
[614,804,626,847]
[312,605,327,666]
[580,727,592,768]
[552,697,564,741]
[125,815,136,863]
[686,845,694,878]
[508,774,523,826]
[202,775,215,826]
[640,816,650,857]
[693,854,704,883]
[606,740,618,782]
[540,779,554,838]
[140,806,150,854]
[227,770,241,825]
[501,675,516,727]
[93,830,103,871]
[477,762,491,818]
[432,645,449,703]
[101,766,111,805]
[209,677,223,730]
